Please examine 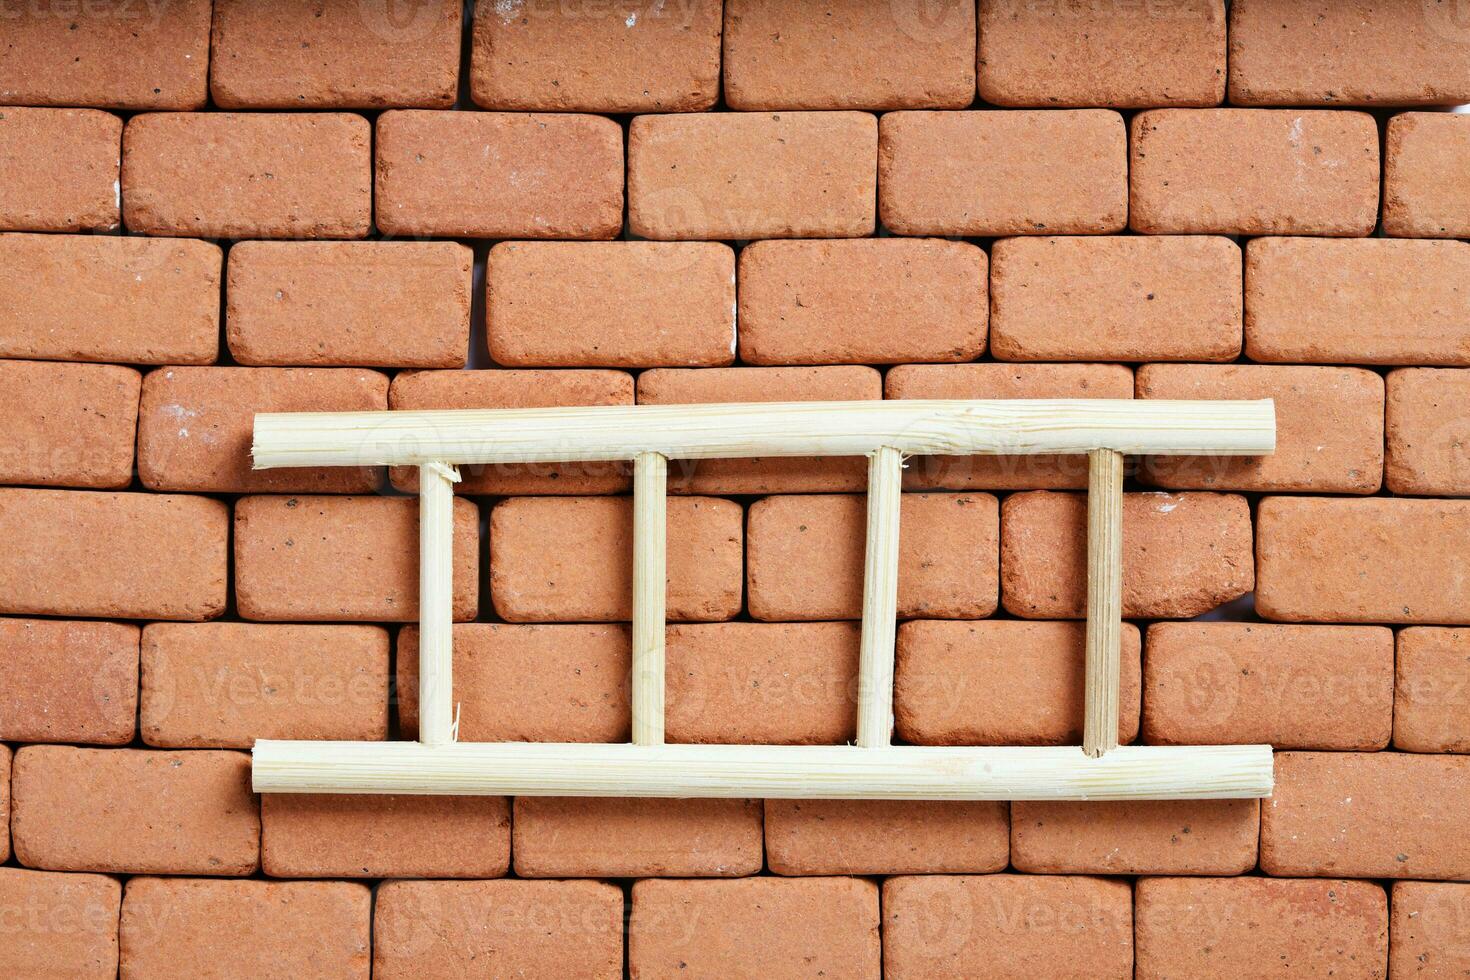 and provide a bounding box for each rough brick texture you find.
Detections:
[1391,881,1470,978]
[234,495,479,622]
[376,110,622,238]
[122,112,371,239]
[746,493,999,620]
[629,111,877,239]
[896,620,1142,746]
[738,238,987,364]
[1384,112,1470,238]
[139,623,389,749]
[1256,497,1470,624]
[0,489,227,621]
[120,878,370,979]
[765,800,1008,876]
[1130,109,1379,235]
[1246,238,1470,366]
[137,366,388,493]
[12,746,257,875]
[0,233,220,365]
[0,868,119,980]
[1001,491,1253,619]
[514,797,763,878]
[1137,363,1384,493]
[637,366,880,494]
[978,0,1226,108]
[1144,623,1395,750]
[1385,368,1470,495]
[885,874,1133,979]
[723,0,976,110]
[0,107,120,232]
[1262,752,1470,880]
[0,745,7,861]
[990,236,1241,362]
[0,359,140,488]
[227,241,472,368]
[1011,799,1259,876]
[489,496,742,622]
[0,0,210,109]
[1394,627,1470,754]
[0,618,138,745]
[1135,877,1387,979]
[487,241,735,367]
[471,0,722,112]
[631,877,880,979]
[1229,0,1470,106]
[210,0,461,108]
[880,109,1127,236]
